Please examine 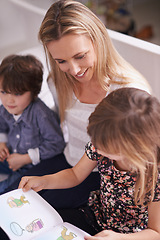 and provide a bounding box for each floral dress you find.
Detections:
[85,142,160,233]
